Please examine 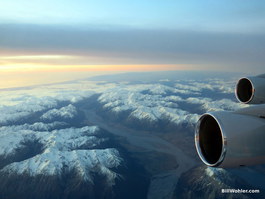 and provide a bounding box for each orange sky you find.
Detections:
[0,64,195,72]
[0,54,199,89]
[0,54,197,72]
[0,64,197,89]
